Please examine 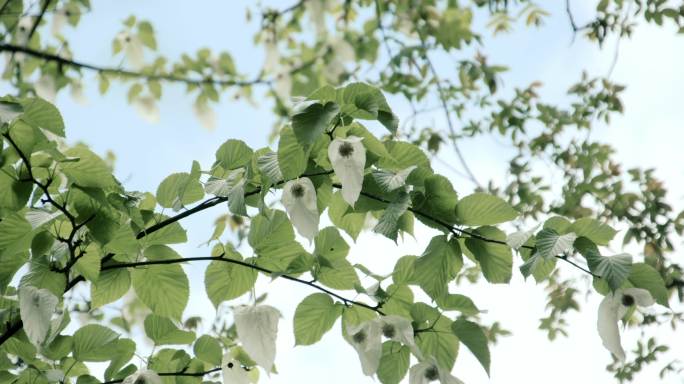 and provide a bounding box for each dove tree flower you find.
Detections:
[597,287,655,361]
[19,286,59,348]
[328,136,366,207]
[409,359,464,384]
[133,95,160,123]
[193,98,216,130]
[116,31,145,69]
[281,178,319,241]
[122,369,162,384]
[345,315,421,376]
[234,305,281,372]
